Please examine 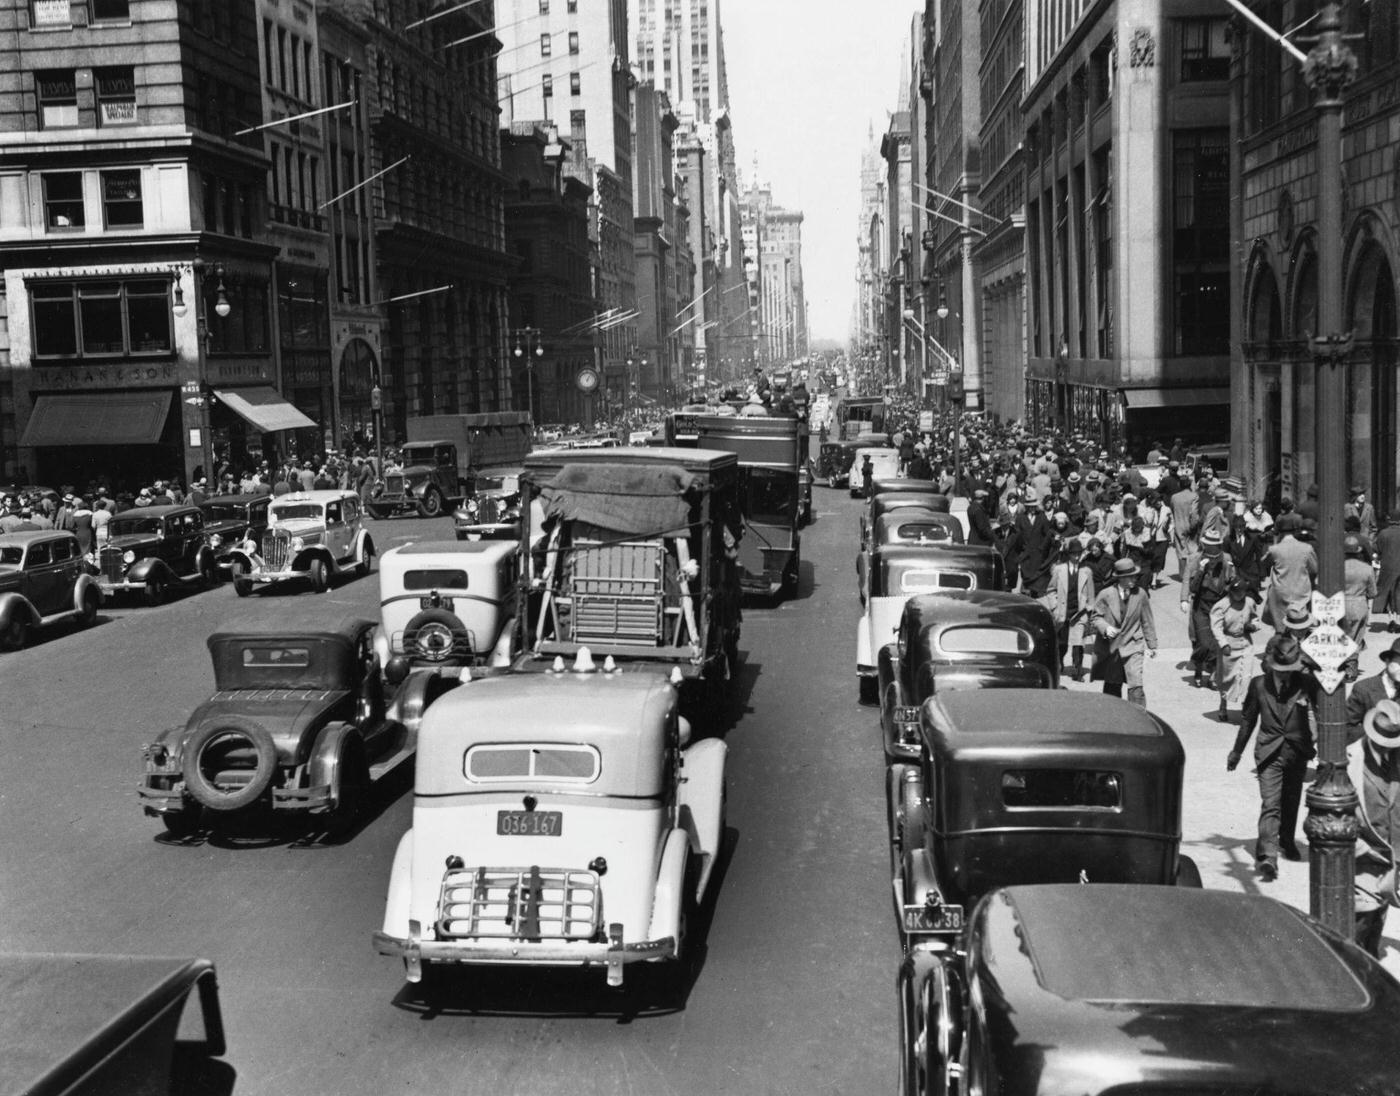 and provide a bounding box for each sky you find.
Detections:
[722,0,921,347]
